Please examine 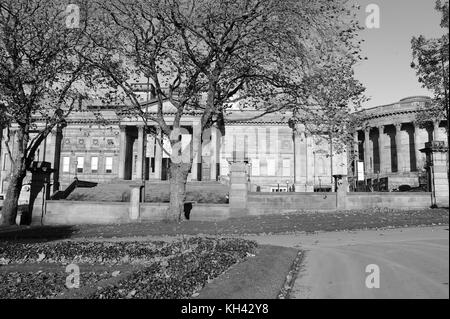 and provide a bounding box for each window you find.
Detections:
[282,159,290,177]
[76,157,84,173]
[105,157,113,173]
[62,157,70,173]
[91,156,98,173]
